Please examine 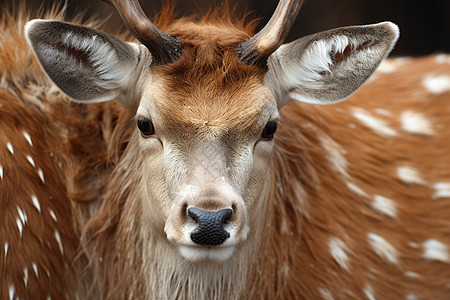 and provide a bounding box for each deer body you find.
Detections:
[1,2,450,300]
